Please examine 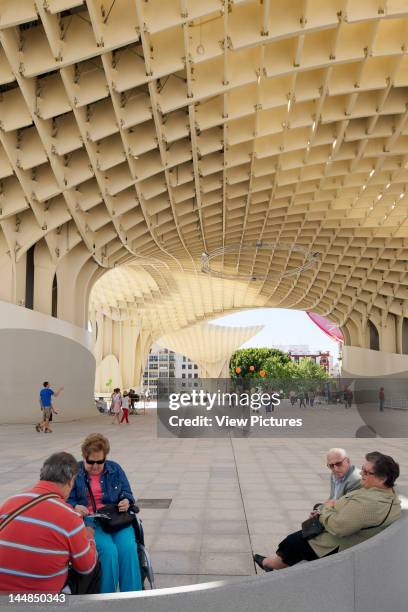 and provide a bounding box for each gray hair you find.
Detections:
[40,452,79,485]
[327,448,348,459]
